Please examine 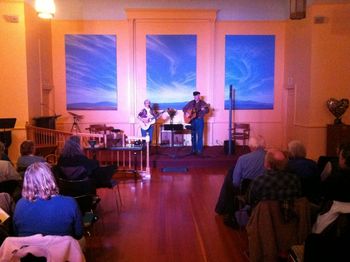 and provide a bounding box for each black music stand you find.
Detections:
[0,118,16,153]
[161,123,188,165]
[159,122,189,172]
[0,118,16,130]
[163,124,183,147]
